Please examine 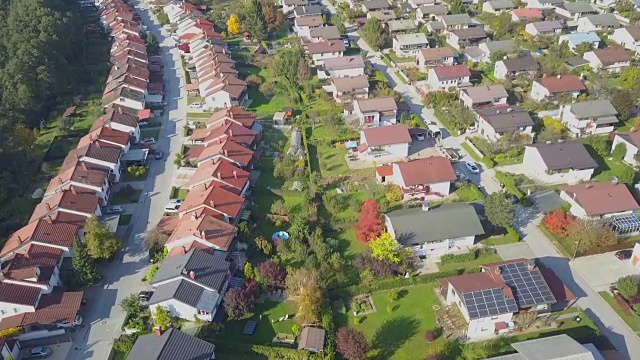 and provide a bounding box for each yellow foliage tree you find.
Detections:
[227,14,242,35]
[542,115,565,134]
